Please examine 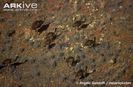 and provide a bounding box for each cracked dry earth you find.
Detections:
[0,0,133,87]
